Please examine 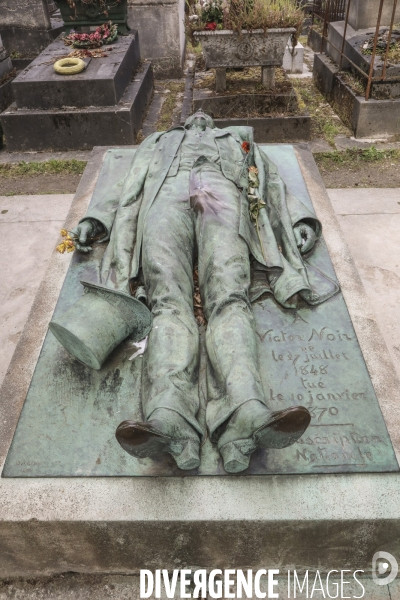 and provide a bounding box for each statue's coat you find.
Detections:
[83,126,338,308]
